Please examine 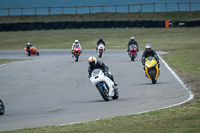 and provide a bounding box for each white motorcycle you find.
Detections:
[90,69,119,101]
[97,43,105,58]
